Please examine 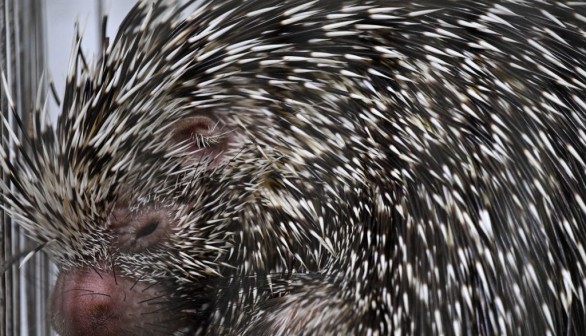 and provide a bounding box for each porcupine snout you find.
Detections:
[50,206,183,336]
